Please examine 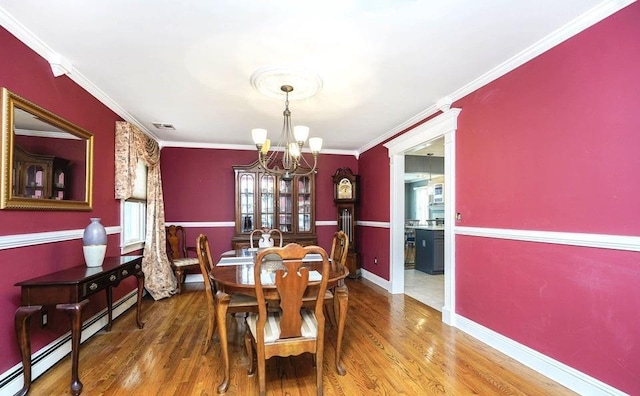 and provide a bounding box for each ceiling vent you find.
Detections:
[152,122,175,130]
